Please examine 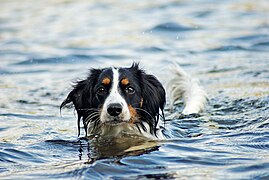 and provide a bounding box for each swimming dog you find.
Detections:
[60,63,207,139]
